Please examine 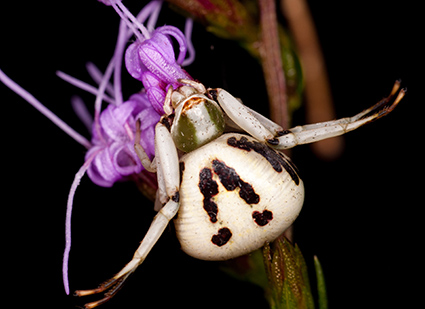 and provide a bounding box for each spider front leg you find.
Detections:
[75,122,180,308]
[207,87,278,142]
[134,119,156,173]
[274,81,405,149]
[209,81,405,150]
